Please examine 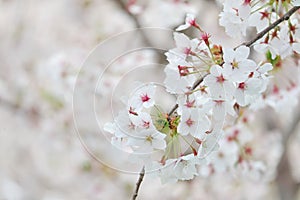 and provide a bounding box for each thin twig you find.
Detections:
[168,103,179,116]
[132,166,145,200]
[168,74,207,116]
